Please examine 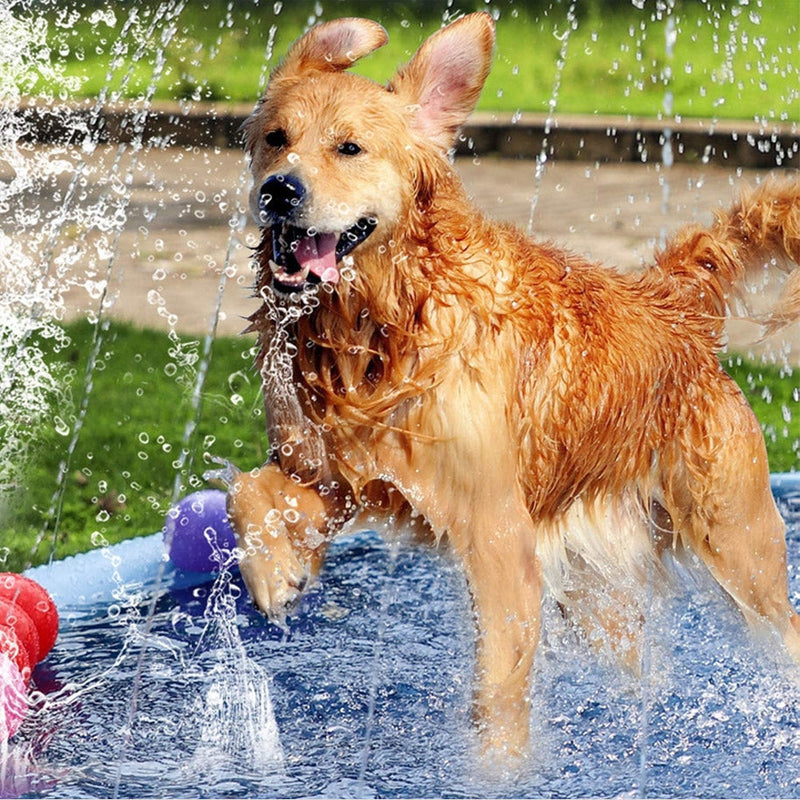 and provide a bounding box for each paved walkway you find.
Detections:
[9,144,799,363]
